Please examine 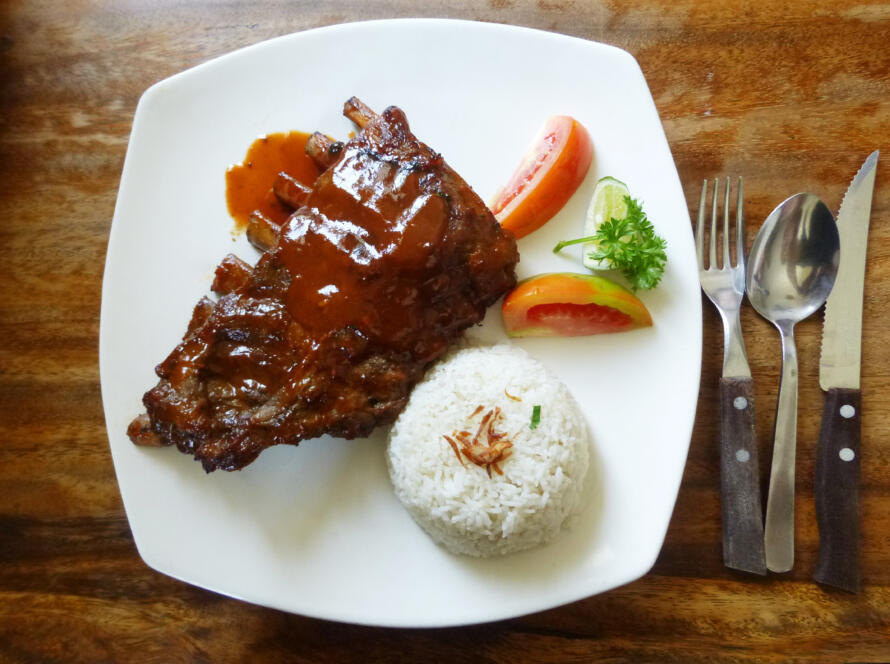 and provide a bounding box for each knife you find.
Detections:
[814,150,878,593]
